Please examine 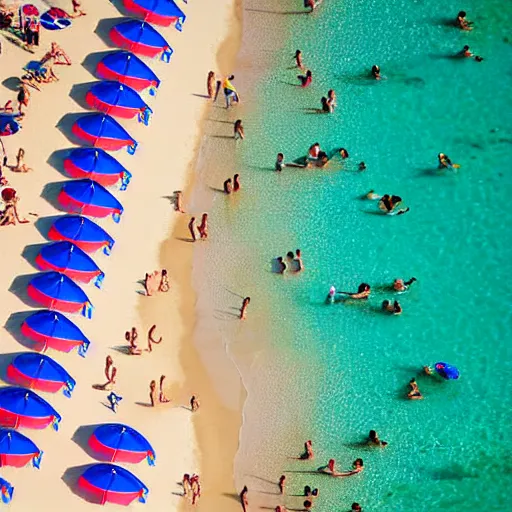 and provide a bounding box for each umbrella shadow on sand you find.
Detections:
[41,181,69,211]
[62,463,100,504]
[82,50,117,76]
[72,424,105,460]
[8,273,43,308]
[94,17,133,49]
[0,352,26,380]
[69,82,100,111]
[21,242,48,268]
[4,311,38,351]
[34,214,64,240]
[47,148,74,178]
[56,112,87,146]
